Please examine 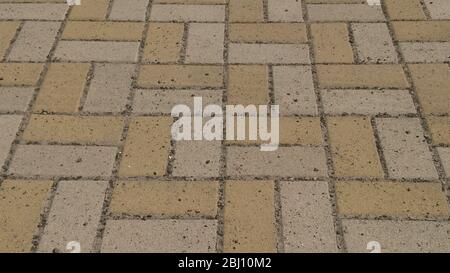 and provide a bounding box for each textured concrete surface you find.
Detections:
[0,0,449,253]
